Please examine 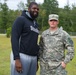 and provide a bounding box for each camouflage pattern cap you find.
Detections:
[49,14,59,21]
